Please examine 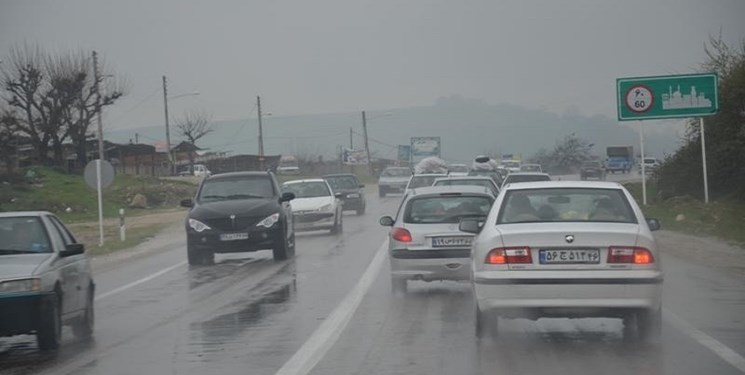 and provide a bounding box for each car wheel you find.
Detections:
[37,292,62,350]
[391,276,407,295]
[475,306,498,339]
[188,244,214,266]
[273,232,290,261]
[73,284,95,339]
[637,308,662,342]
